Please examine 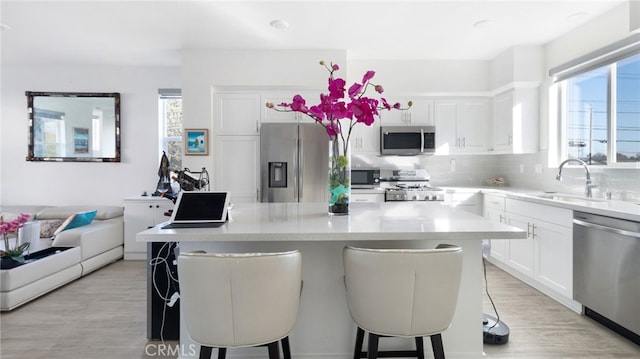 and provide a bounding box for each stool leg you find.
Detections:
[354,327,365,359]
[415,337,425,359]
[217,347,226,359]
[430,334,445,359]
[199,346,213,359]
[367,333,380,359]
[281,336,291,359]
[267,341,280,359]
